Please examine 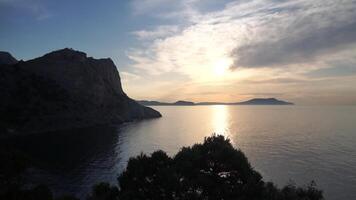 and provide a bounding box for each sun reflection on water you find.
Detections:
[211,105,231,138]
